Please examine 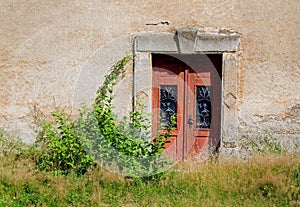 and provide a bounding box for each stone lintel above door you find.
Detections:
[134,27,240,54]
